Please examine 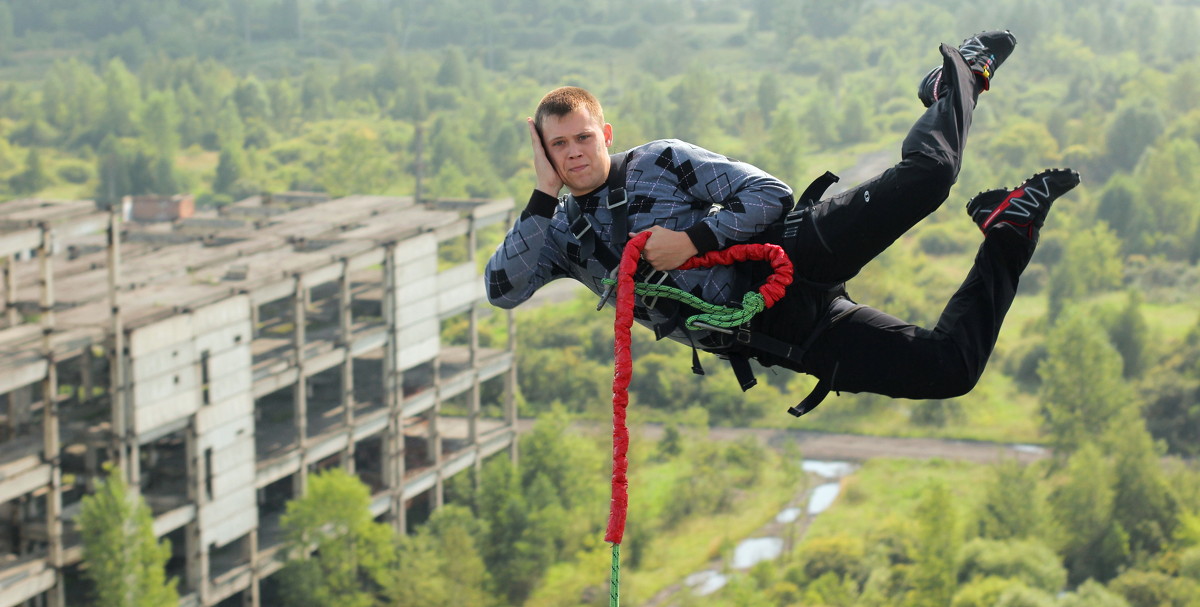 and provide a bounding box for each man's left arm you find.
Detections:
[679,144,795,253]
[639,142,794,270]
